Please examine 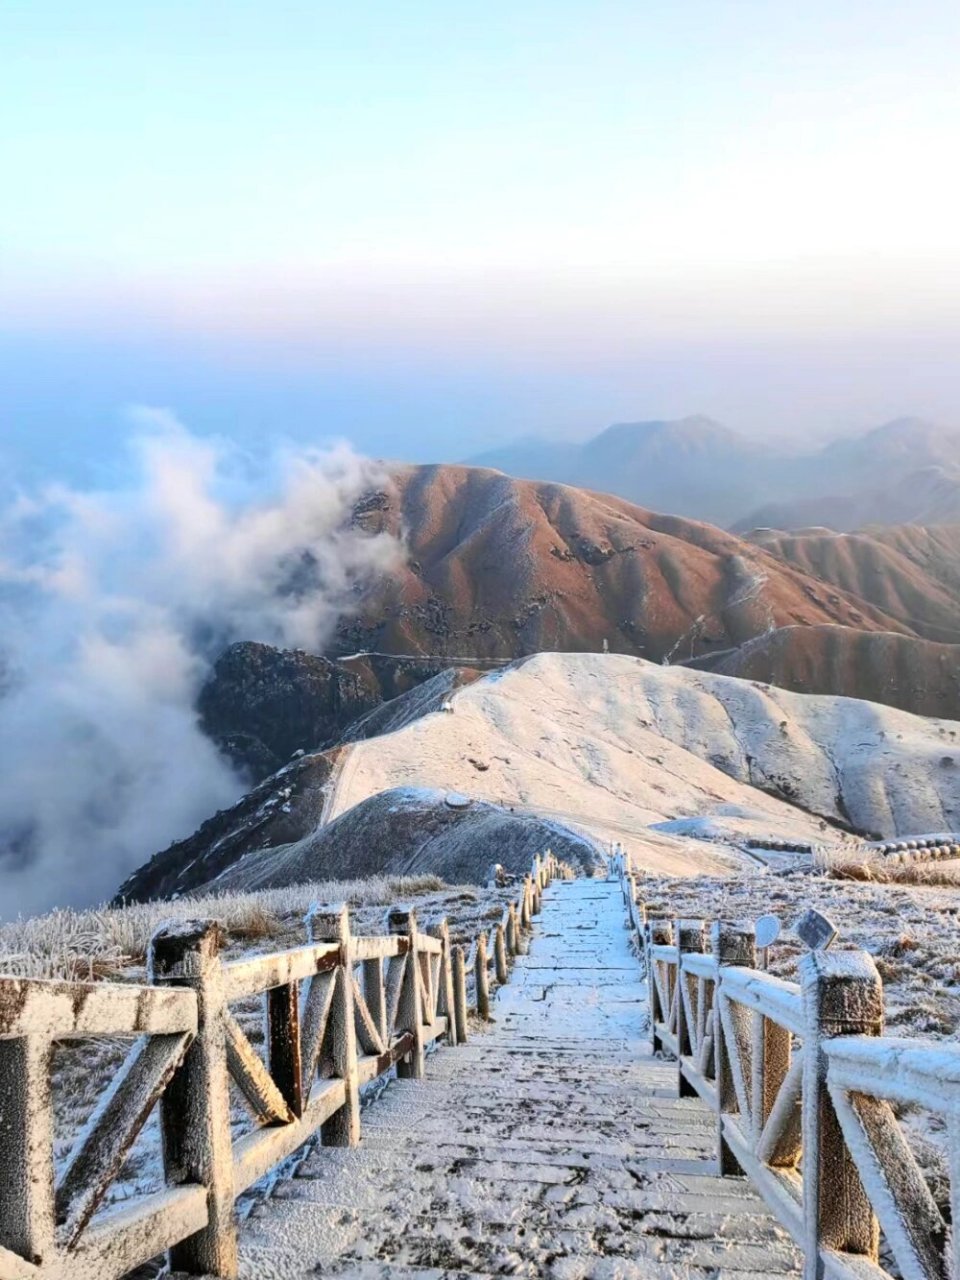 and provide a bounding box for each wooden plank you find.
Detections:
[232,1079,346,1194]
[718,992,754,1129]
[351,936,407,962]
[299,970,336,1097]
[222,943,340,1003]
[0,976,196,1039]
[362,957,387,1046]
[757,1053,803,1168]
[384,954,407,1039]
[474,932,490,1021]
[352,980,386,1056]
[0,1242,40,1279]
[830,1086,948,1280]
[68,1183,209,1280]
[224,1012,294,1126]
[55,1031,193,1247]
[388,910,425,1079]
